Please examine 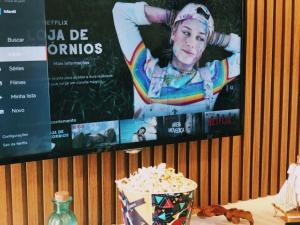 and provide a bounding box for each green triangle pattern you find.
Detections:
[179,203,185,209]
[155,196,164,204]
[189,192,193,199]
[159,213,166,220]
